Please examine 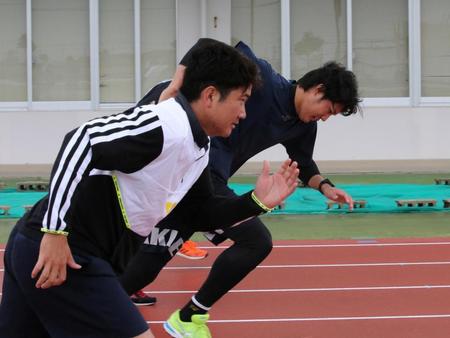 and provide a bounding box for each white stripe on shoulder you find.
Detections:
[88,111,159,137]
[85,106,152,126]
[90,118,162,146]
